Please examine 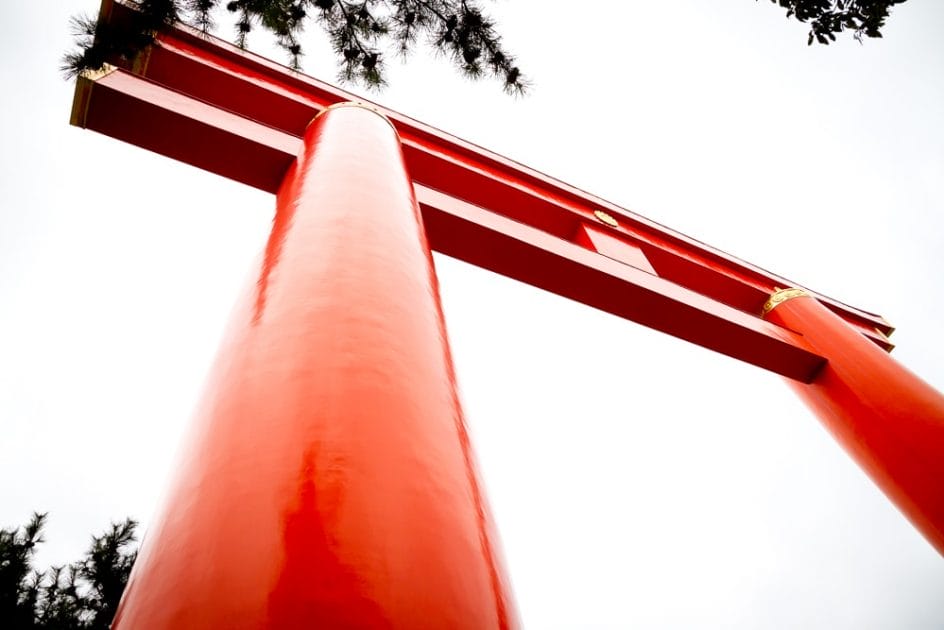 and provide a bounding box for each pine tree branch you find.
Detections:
[63,0,528,94]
